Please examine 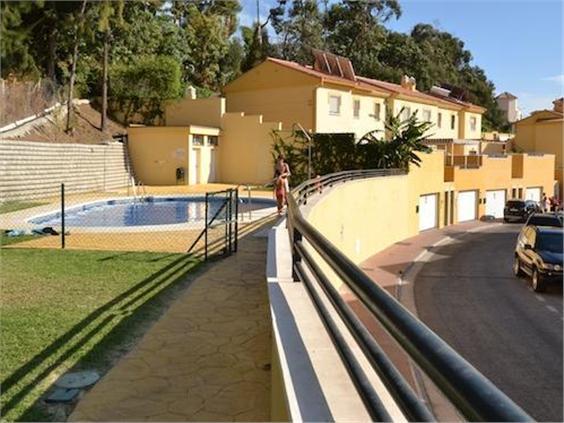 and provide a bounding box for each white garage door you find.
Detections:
[419,194,438,231]
[457,191,477,222]
[525,187,541,202]
[485,190,506,218]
